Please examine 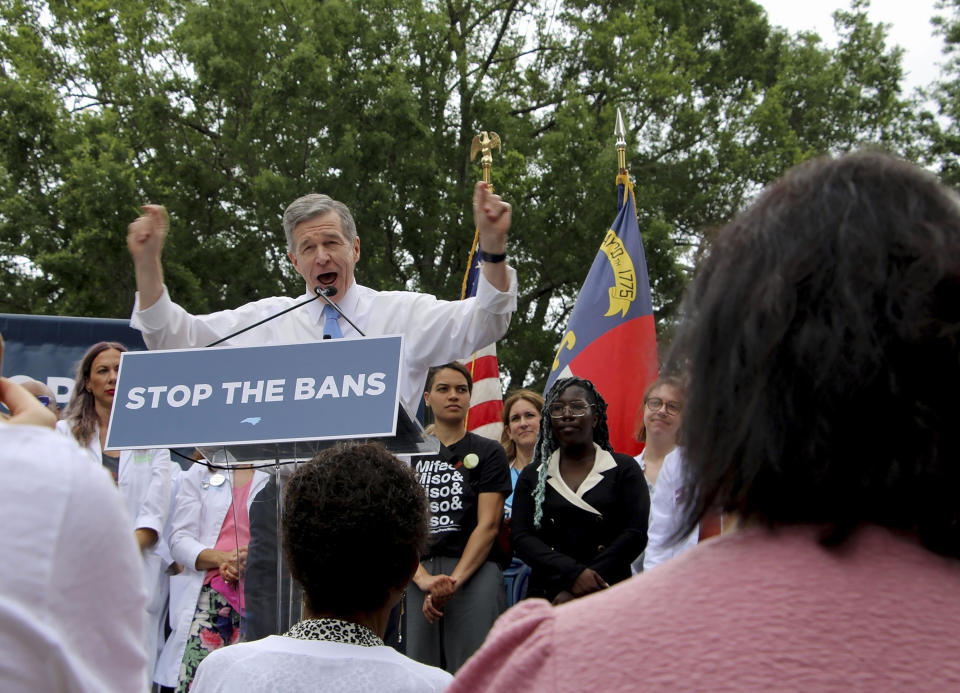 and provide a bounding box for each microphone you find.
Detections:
[314,284,366,336]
